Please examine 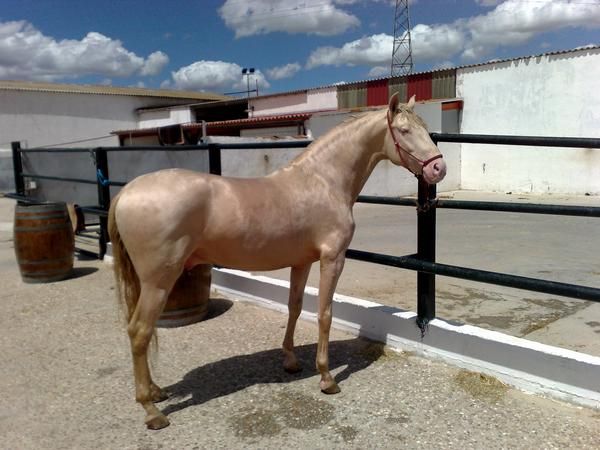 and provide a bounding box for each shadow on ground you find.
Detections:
[69,267,99,279]
[162,337,384,418]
